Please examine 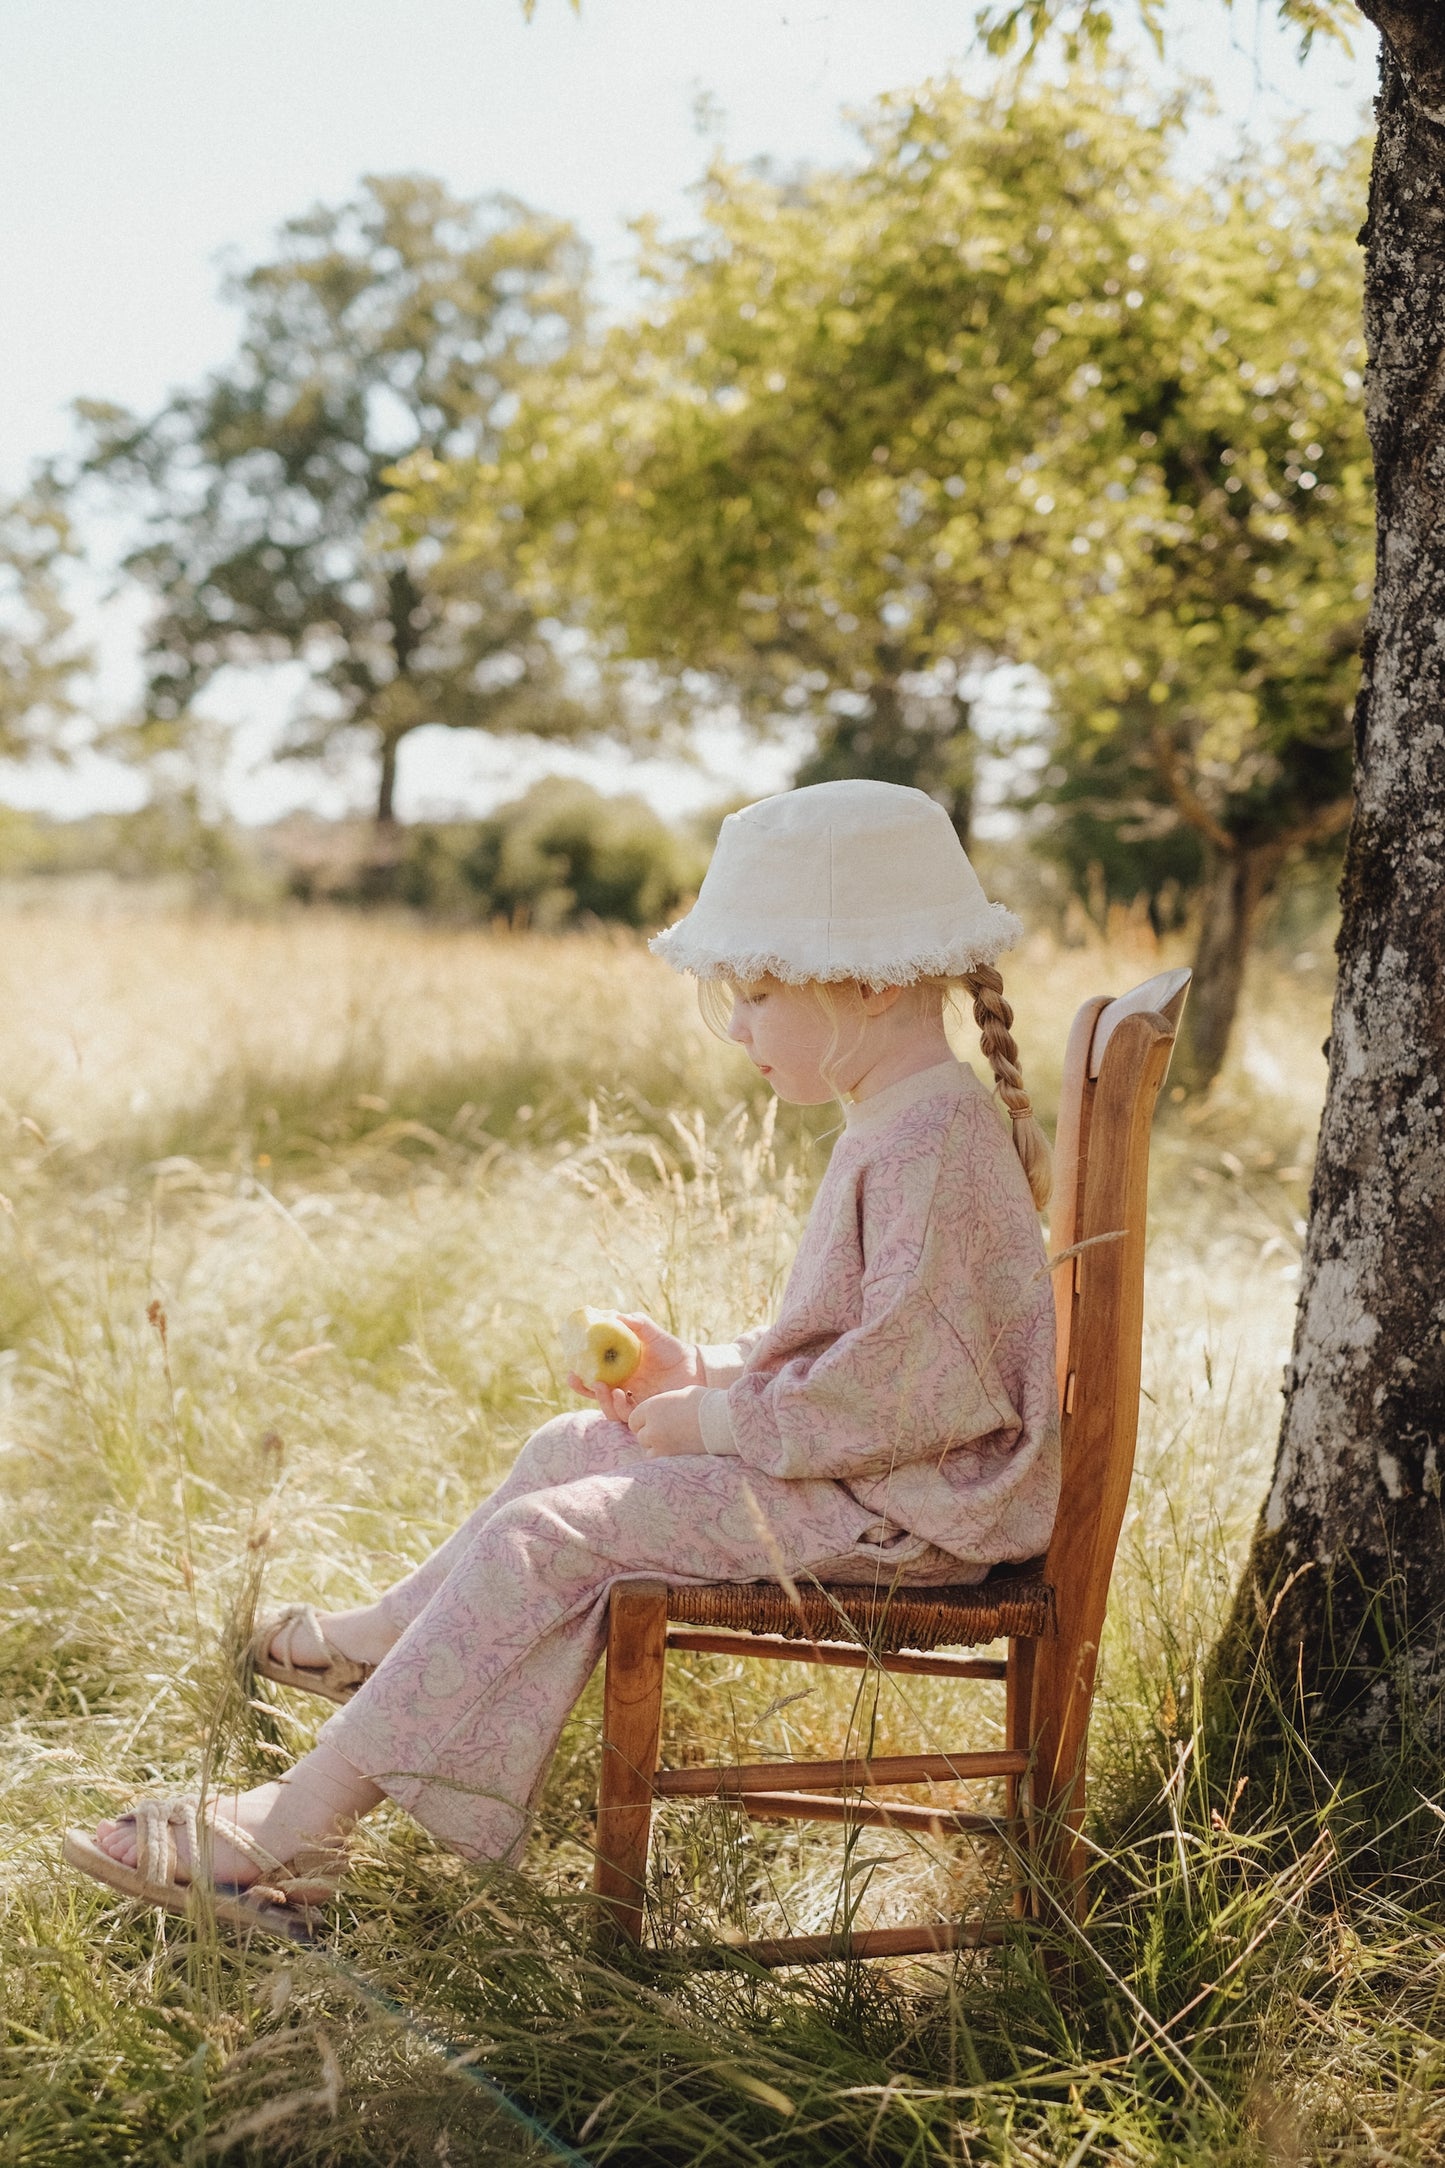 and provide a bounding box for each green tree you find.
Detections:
[83,175,601,829]
[985,0,1445,1766]
[411,74,1369,1084]
[458,76,1193,848]
[1032,133,1369,1087]
[0,481,88,764]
